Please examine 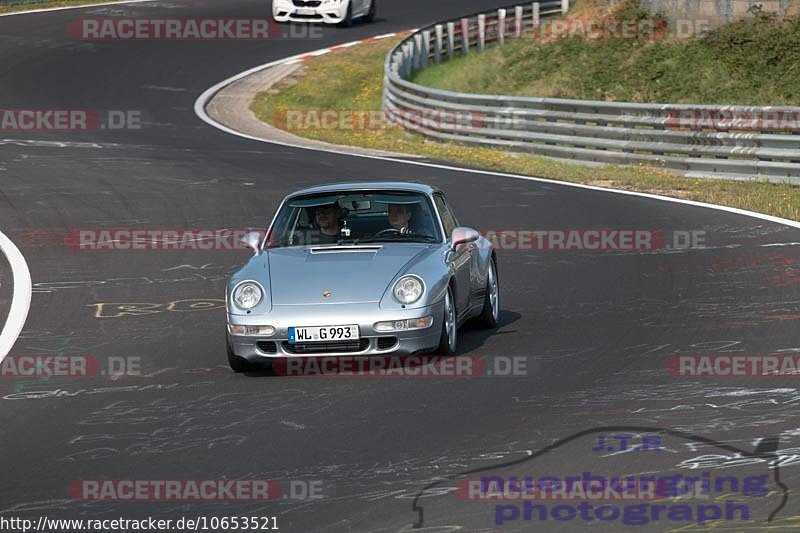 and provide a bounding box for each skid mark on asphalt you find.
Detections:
[141,85,187,92]
[161,263,222,271]
[0,139,111,148]
[513,382,800,441]
[60,394,251,460]
[280,420,306,430]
